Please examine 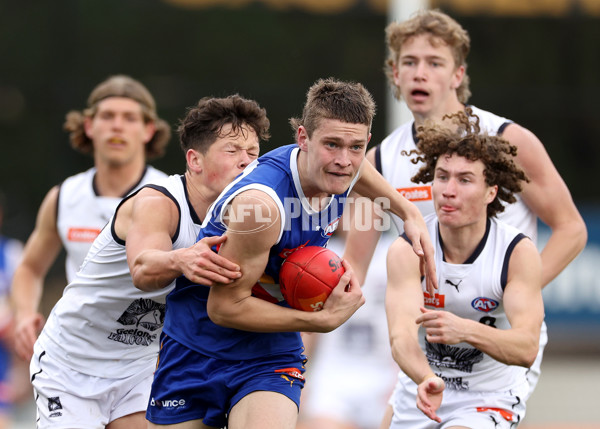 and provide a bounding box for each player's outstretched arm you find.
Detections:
[342,148,384,285]
[207,190,364,333]
[416,238,543,367]
[125,188,241,292]
[504,123,587,287]
[11,186,63,361]
[353,160,437,295]
[386,237,443,422]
